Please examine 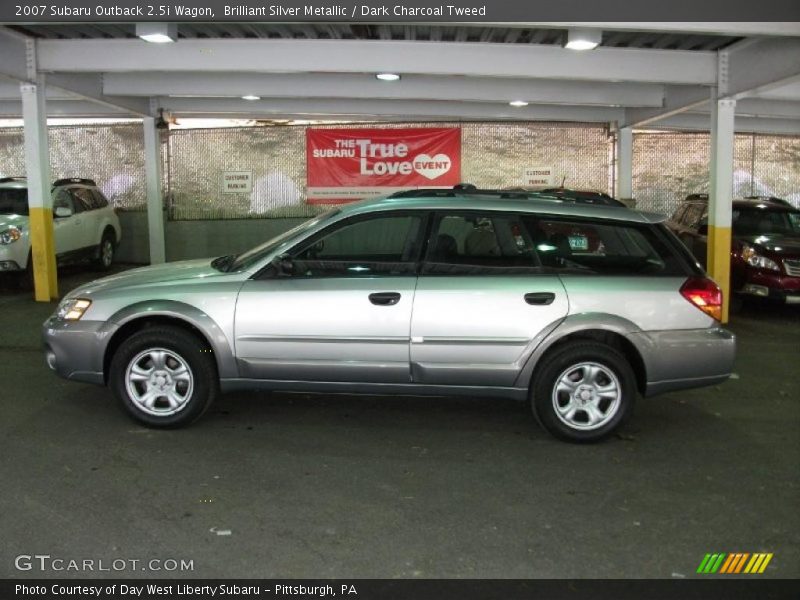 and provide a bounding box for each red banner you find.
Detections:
[306,127,461,204]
